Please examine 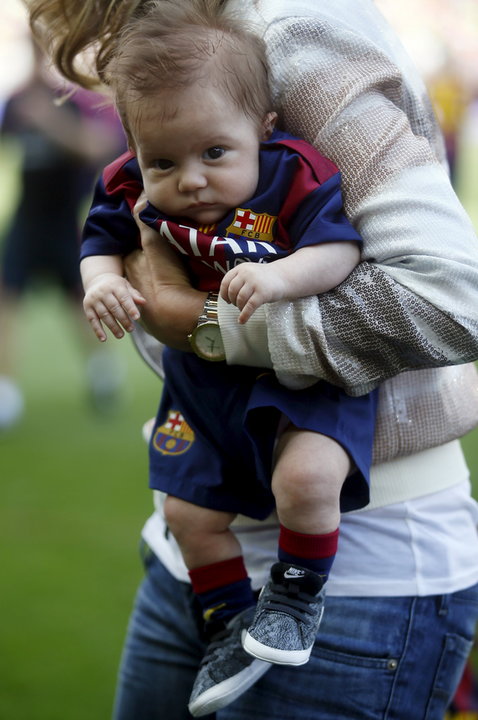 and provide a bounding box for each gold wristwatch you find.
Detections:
[188,292,226,362]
